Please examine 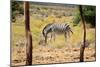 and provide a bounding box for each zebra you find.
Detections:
[40,23,73,45]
